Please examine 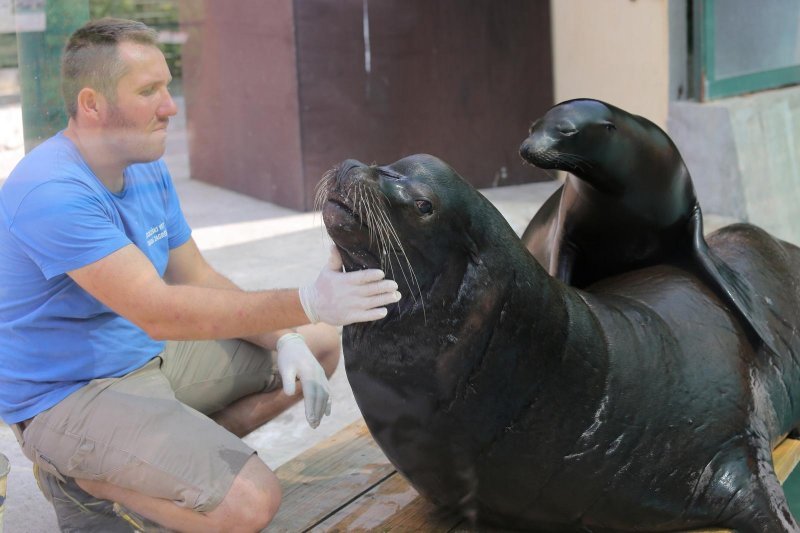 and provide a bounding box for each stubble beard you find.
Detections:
[105,102,167,164]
